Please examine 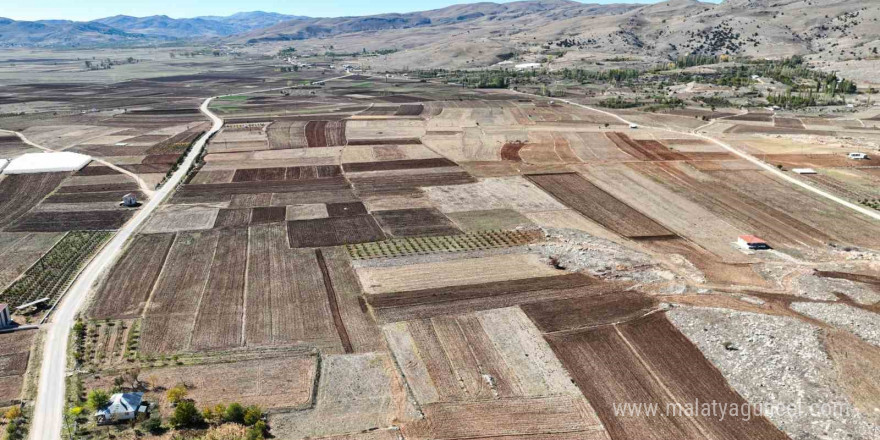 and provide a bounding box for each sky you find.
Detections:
[2,0,714,22]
